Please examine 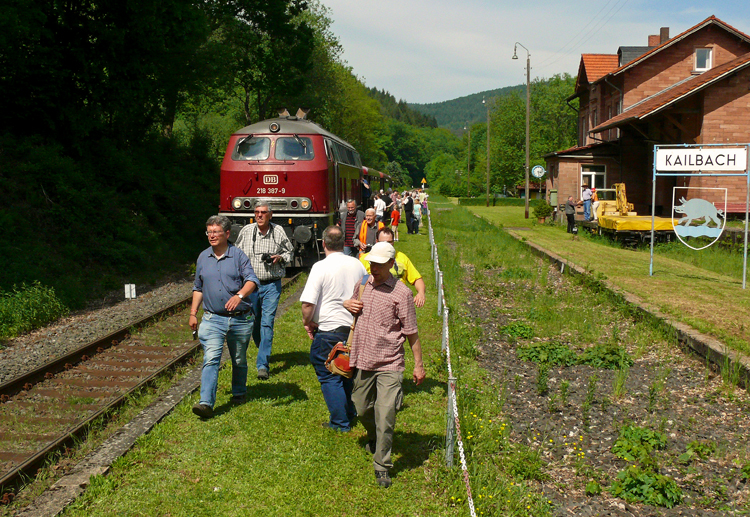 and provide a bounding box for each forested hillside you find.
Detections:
[410,85,525,132]
[422,74,578,198]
